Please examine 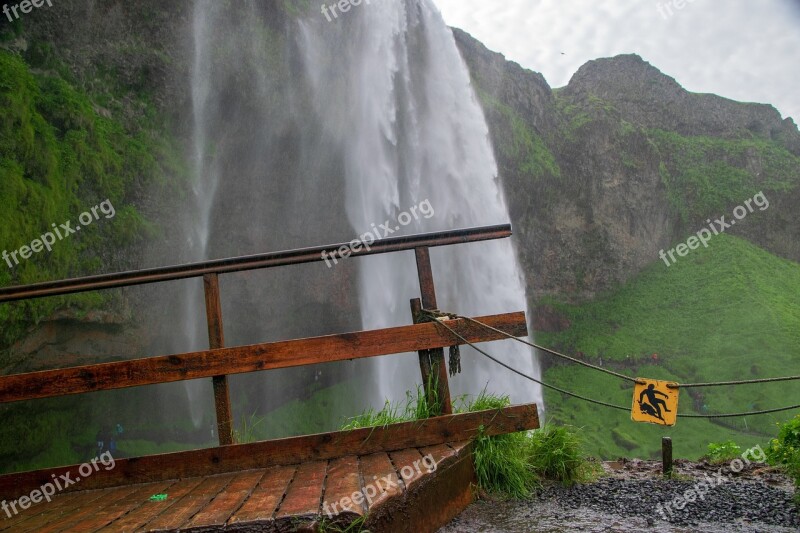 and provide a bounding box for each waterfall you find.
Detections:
[170,0,542,438]
[299,0,542,407]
